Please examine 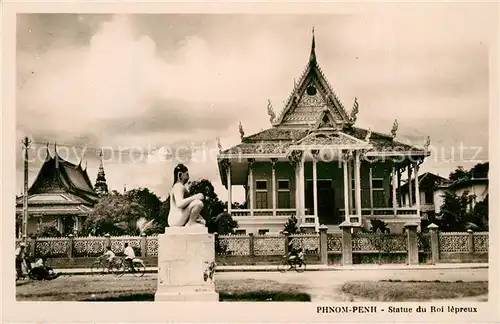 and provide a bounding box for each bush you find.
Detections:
[283,215,300,234]
[207,212,238,235]
[39,225,62,238]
